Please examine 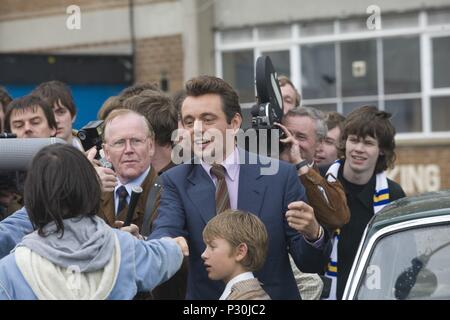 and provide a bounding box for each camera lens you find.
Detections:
[77,131,86,140]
